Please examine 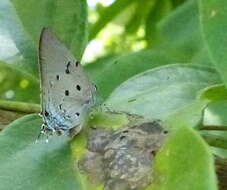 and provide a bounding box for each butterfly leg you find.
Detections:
[36,124,46,143]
